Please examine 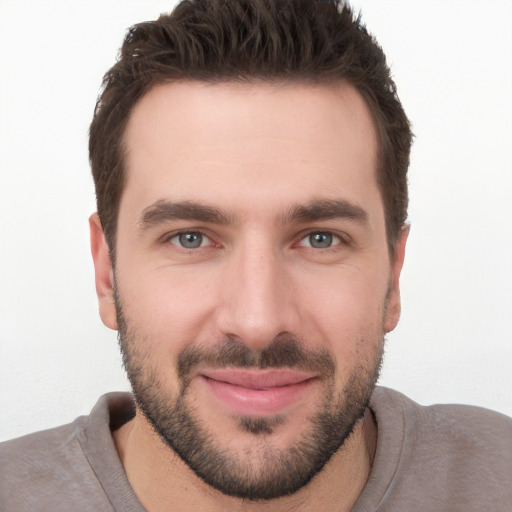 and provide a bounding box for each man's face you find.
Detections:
[92,81,406,499]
